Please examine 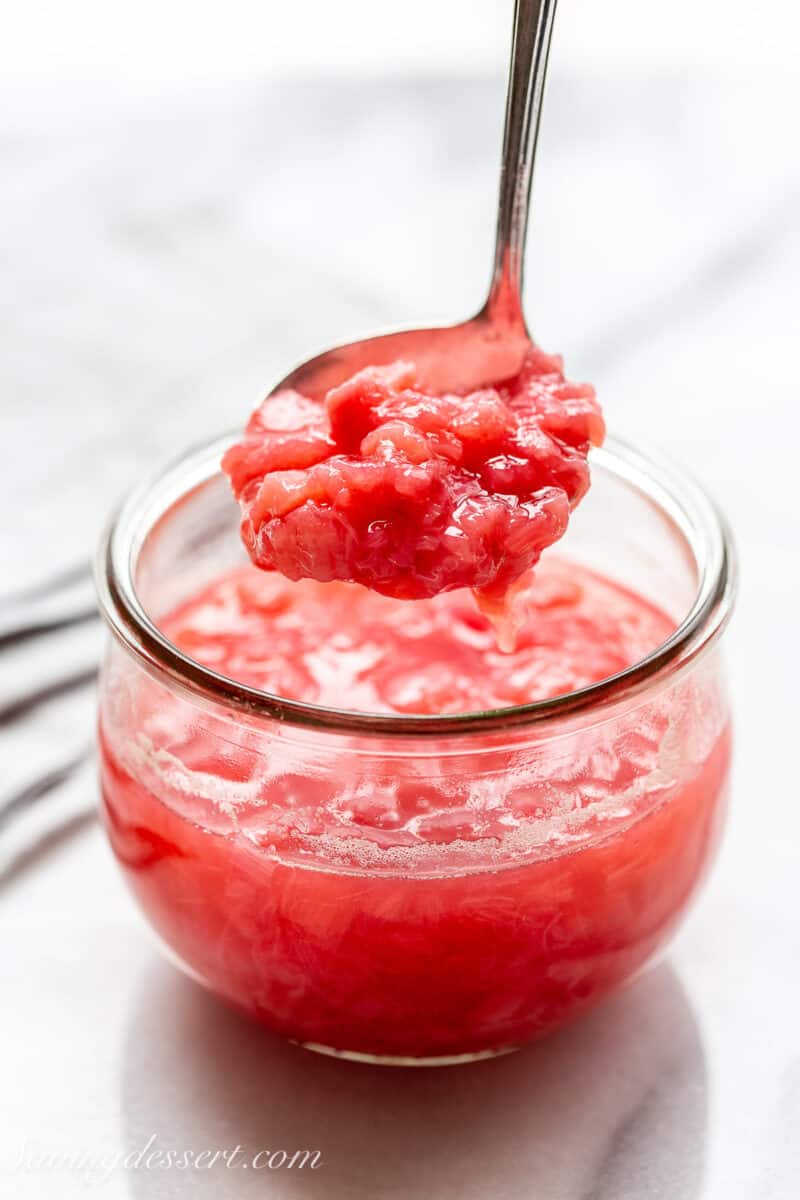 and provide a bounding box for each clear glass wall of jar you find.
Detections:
[96,437,735,1064]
